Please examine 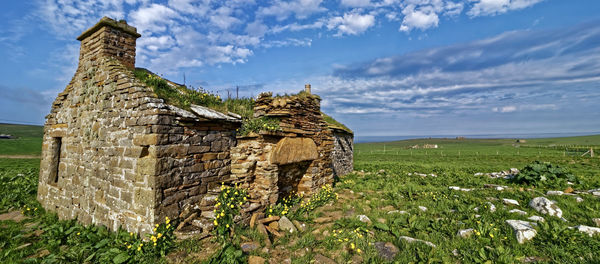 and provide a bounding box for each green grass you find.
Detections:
[0,124,43,156]
[2,132,600,263]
